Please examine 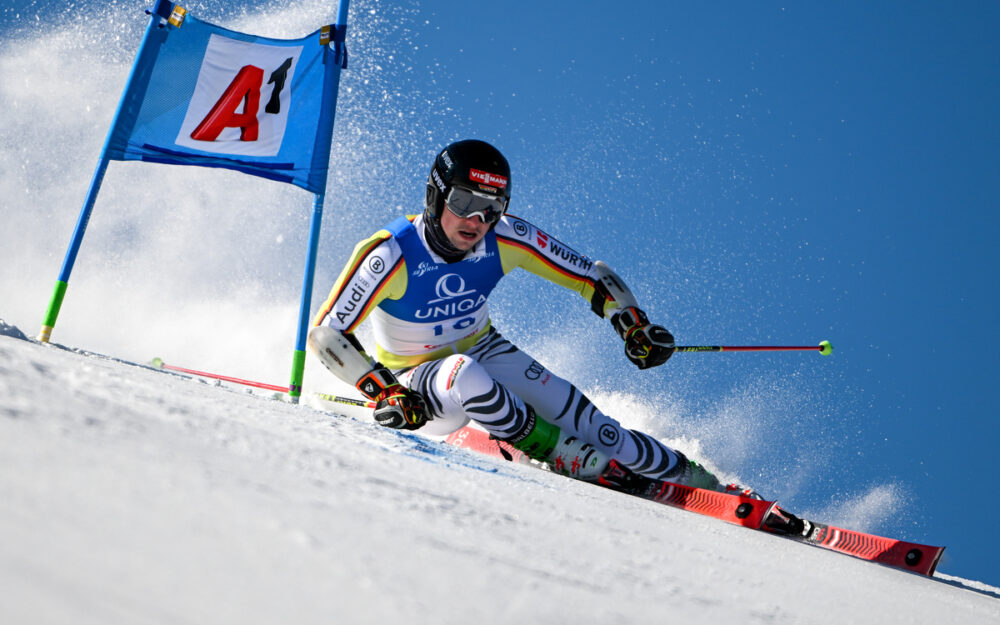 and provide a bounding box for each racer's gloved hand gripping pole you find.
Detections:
[592,261,676,370]
[612,307,676,369]
[307,326,428,430]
